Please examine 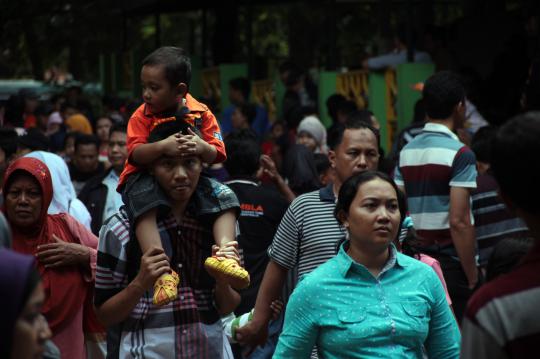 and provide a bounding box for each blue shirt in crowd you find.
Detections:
[274,242,460,358]
[220,104,270,139]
